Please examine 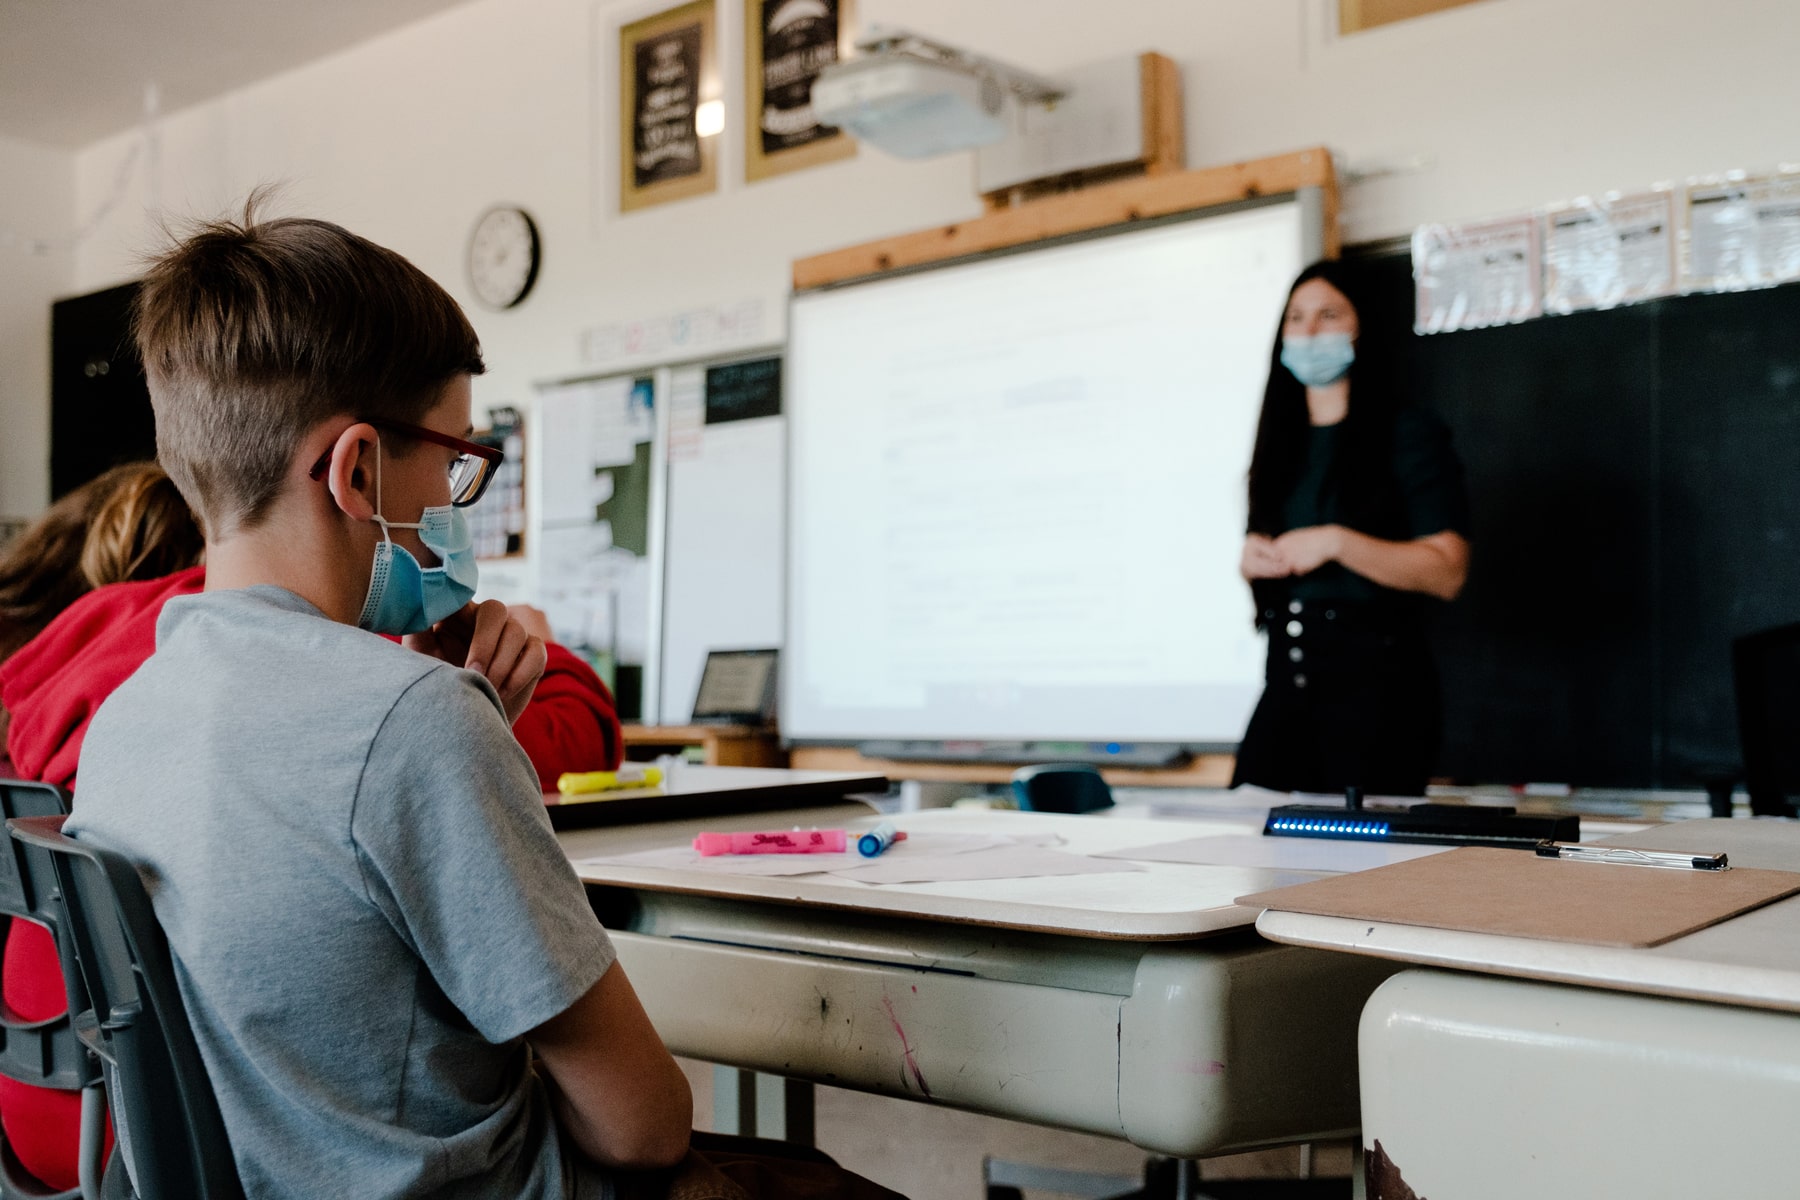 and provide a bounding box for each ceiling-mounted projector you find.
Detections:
[812,27,1065,160]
